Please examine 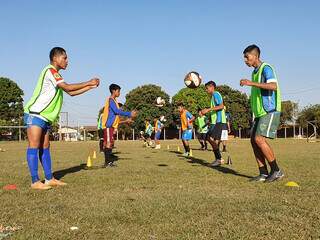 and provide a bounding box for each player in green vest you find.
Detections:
[195,109,208,150]
[24,47,100,190]
[240,44,284,182]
